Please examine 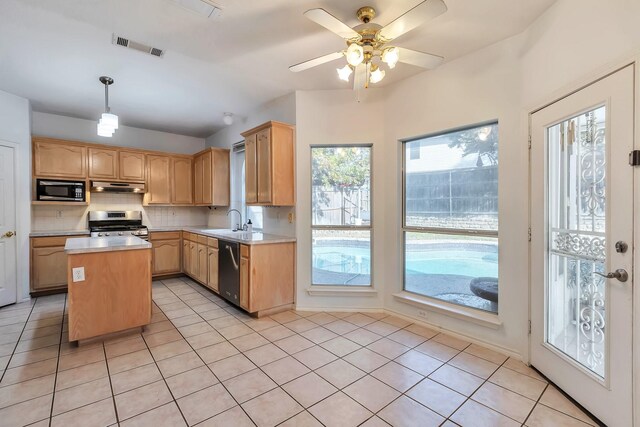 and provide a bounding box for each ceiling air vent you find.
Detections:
[111,34,165,58]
